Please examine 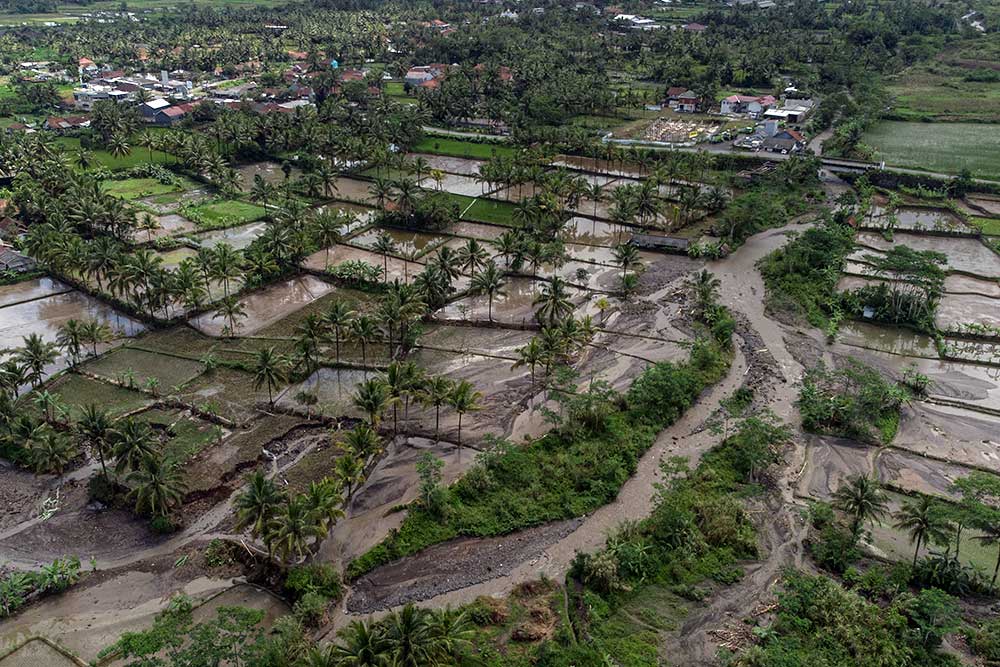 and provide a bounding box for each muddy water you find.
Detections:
[407,153,483,176]
[560,216,627,246]
[329,177,374,203]
[796,435,874,500]
[0,290,144,352]
[838,321,939,358]
[189,275,335,337]
[193,221,268,250]
[302,244,424,283]
[349,228,448,258]
[0,277,70,308]
[866,206,970,233]
[437,276,583,324]
[563,242,620,265]
[277,367,366,417]
[150,213,196,240]
[937,292,1000,331]
[236,160,302,188]
[445,221,506,241]
[967,195,1000,216]
[945,273,1000,297]
[856,231,1000,278]
[314,203,376,233]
